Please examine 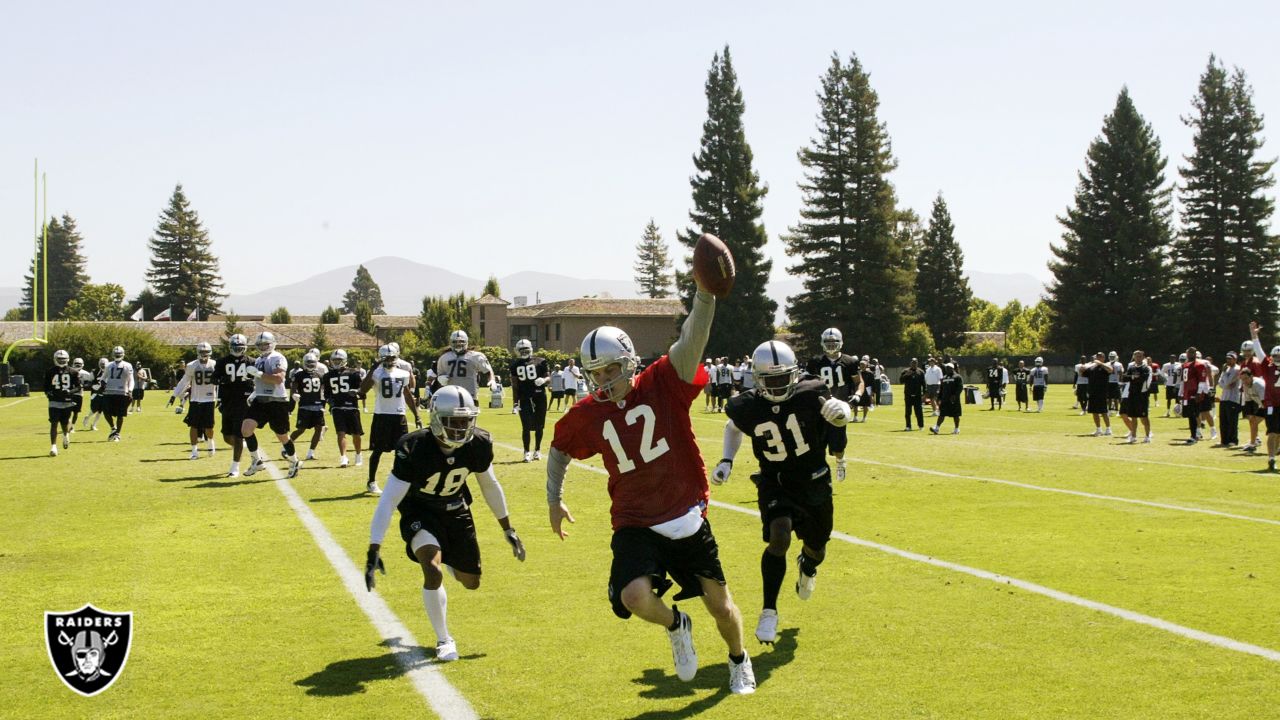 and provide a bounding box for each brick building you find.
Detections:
[471,294,686,359]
